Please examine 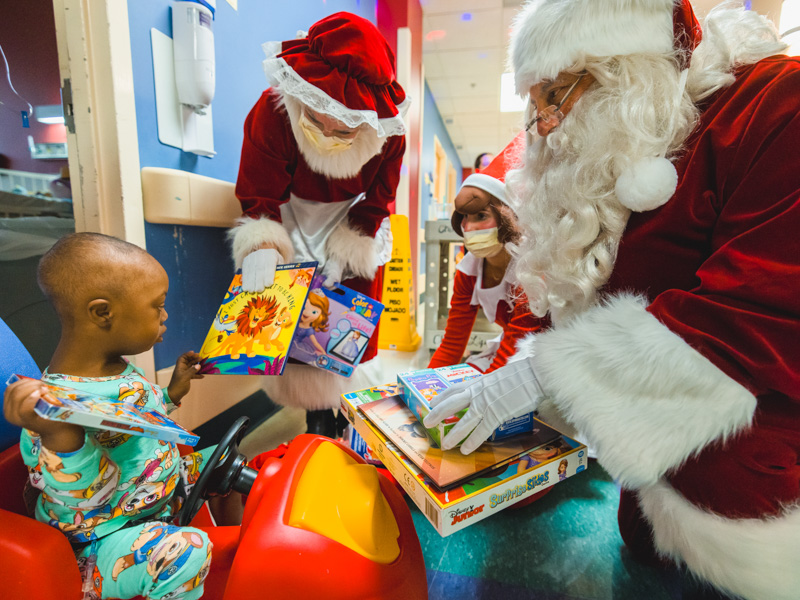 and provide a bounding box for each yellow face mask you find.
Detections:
[463,227,503,258]
[298,112,356,154]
